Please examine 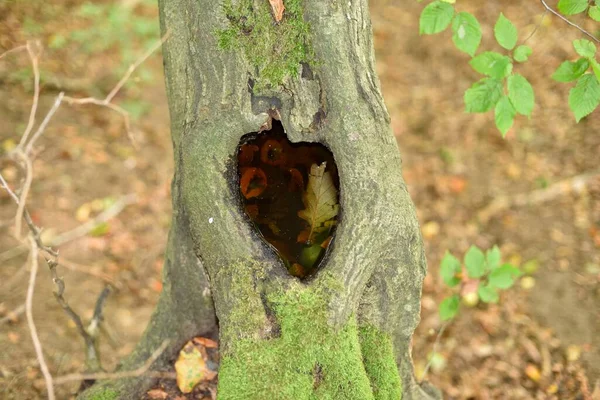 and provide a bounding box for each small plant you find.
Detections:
[438,245,522,321]
[552,39,600,122]
[418,0,600,134]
